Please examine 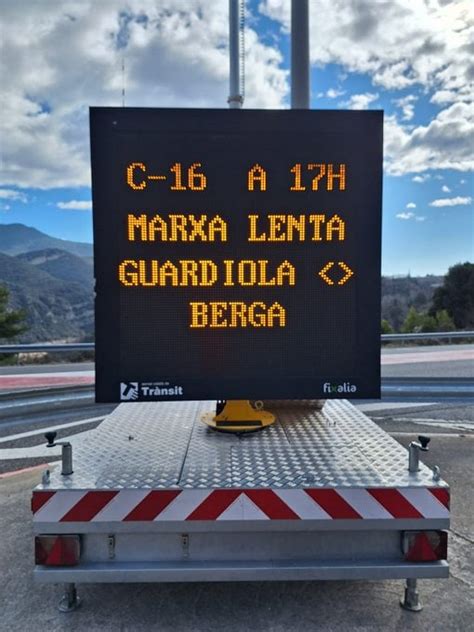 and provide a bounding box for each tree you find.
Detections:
[402,306,456,333]
[0,285,27,340]
[401,307,423,333]
[413,290,428,310]
[385,298,404,332]
[430,262,474,329]
[381,319,393,334]
[434,309,456,332]
[419,314,437,333]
